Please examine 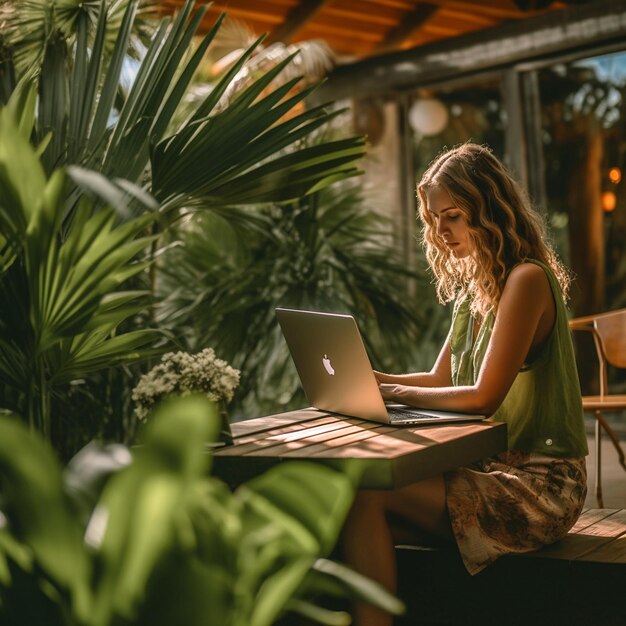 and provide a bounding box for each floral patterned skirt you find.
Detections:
[444,450,587,575]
